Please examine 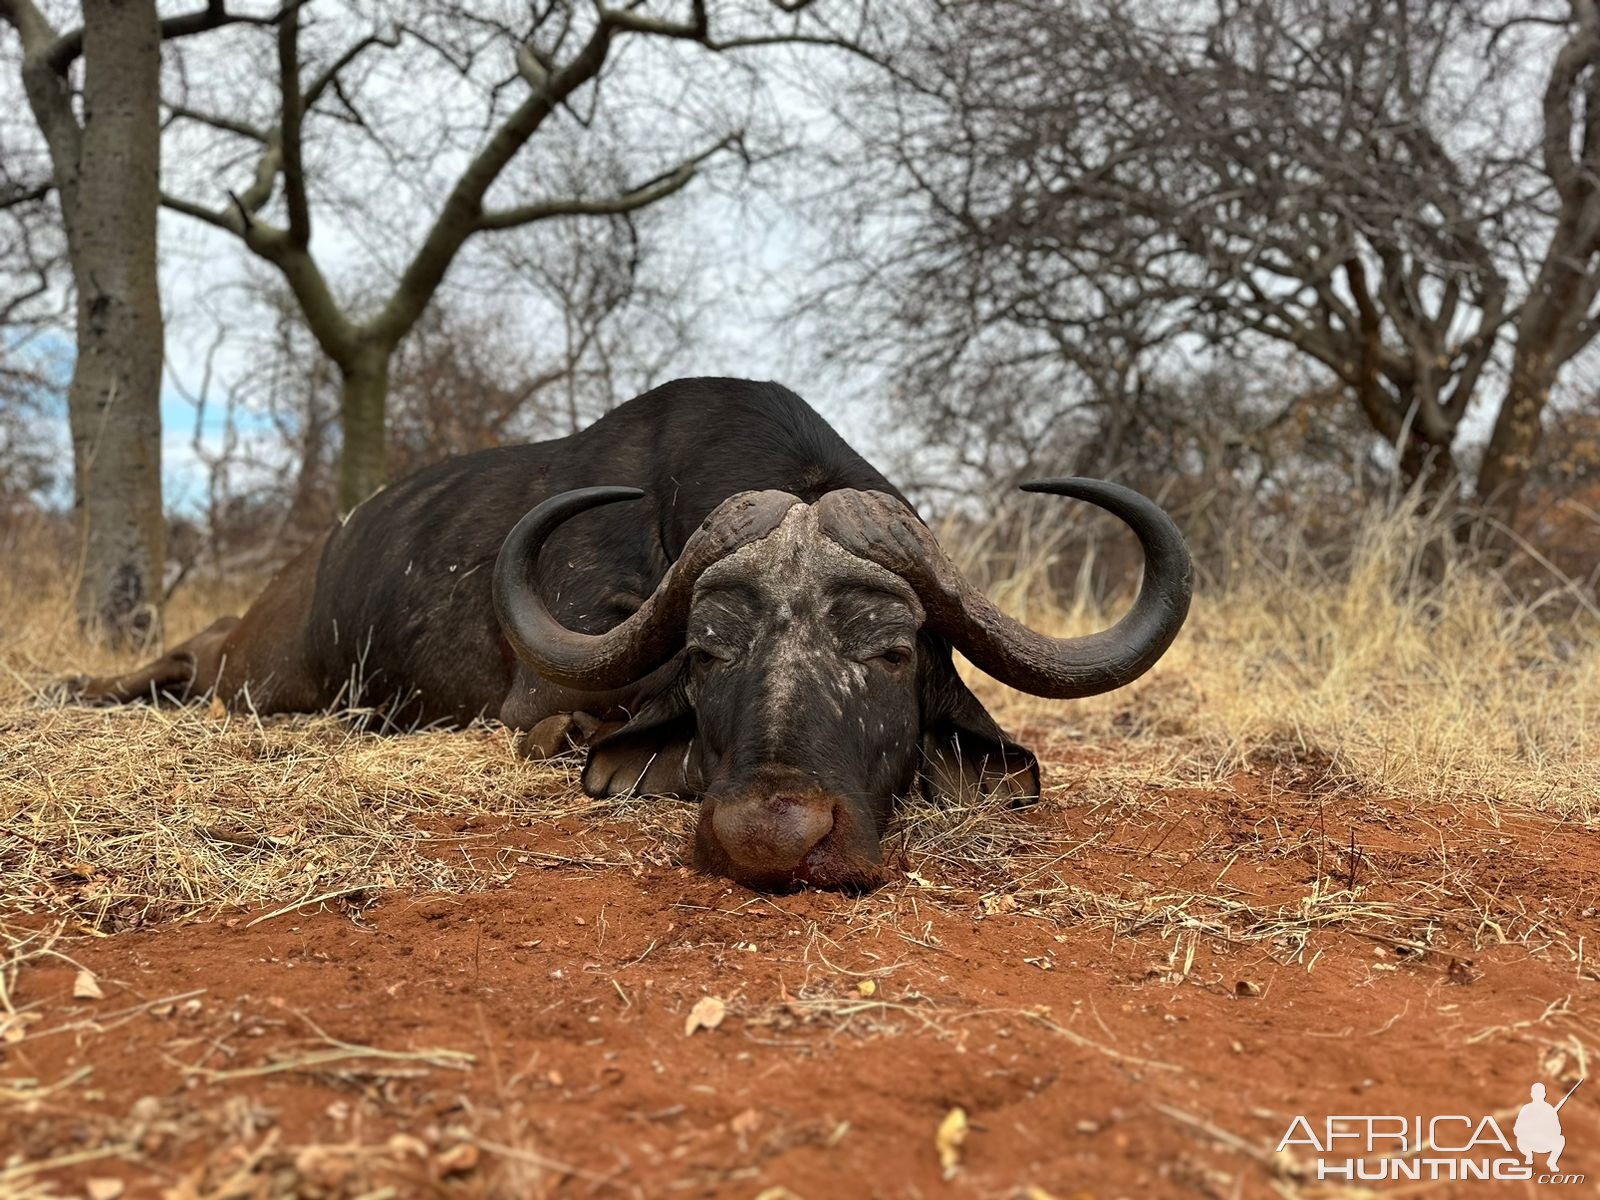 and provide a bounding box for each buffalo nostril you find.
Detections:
[711,793,834,872]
